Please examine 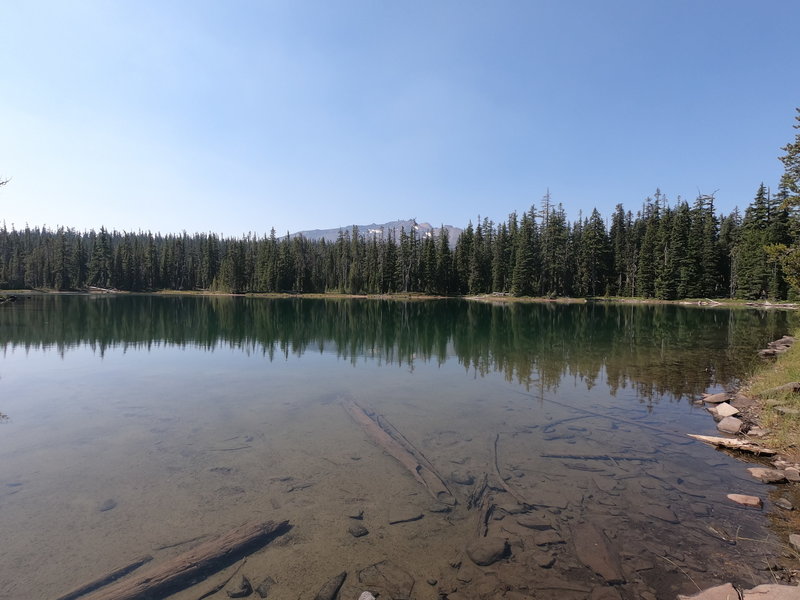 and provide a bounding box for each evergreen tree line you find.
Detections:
[0,184,793,299]
[2,108,798,300]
